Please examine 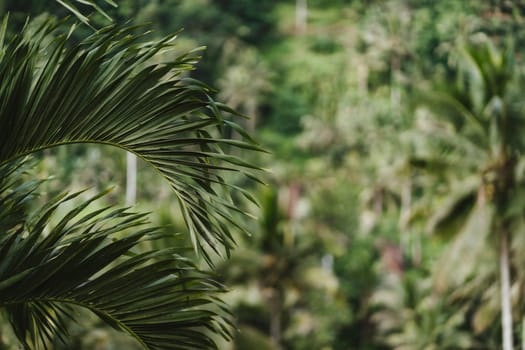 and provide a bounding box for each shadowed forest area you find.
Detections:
[2,0,525,349]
